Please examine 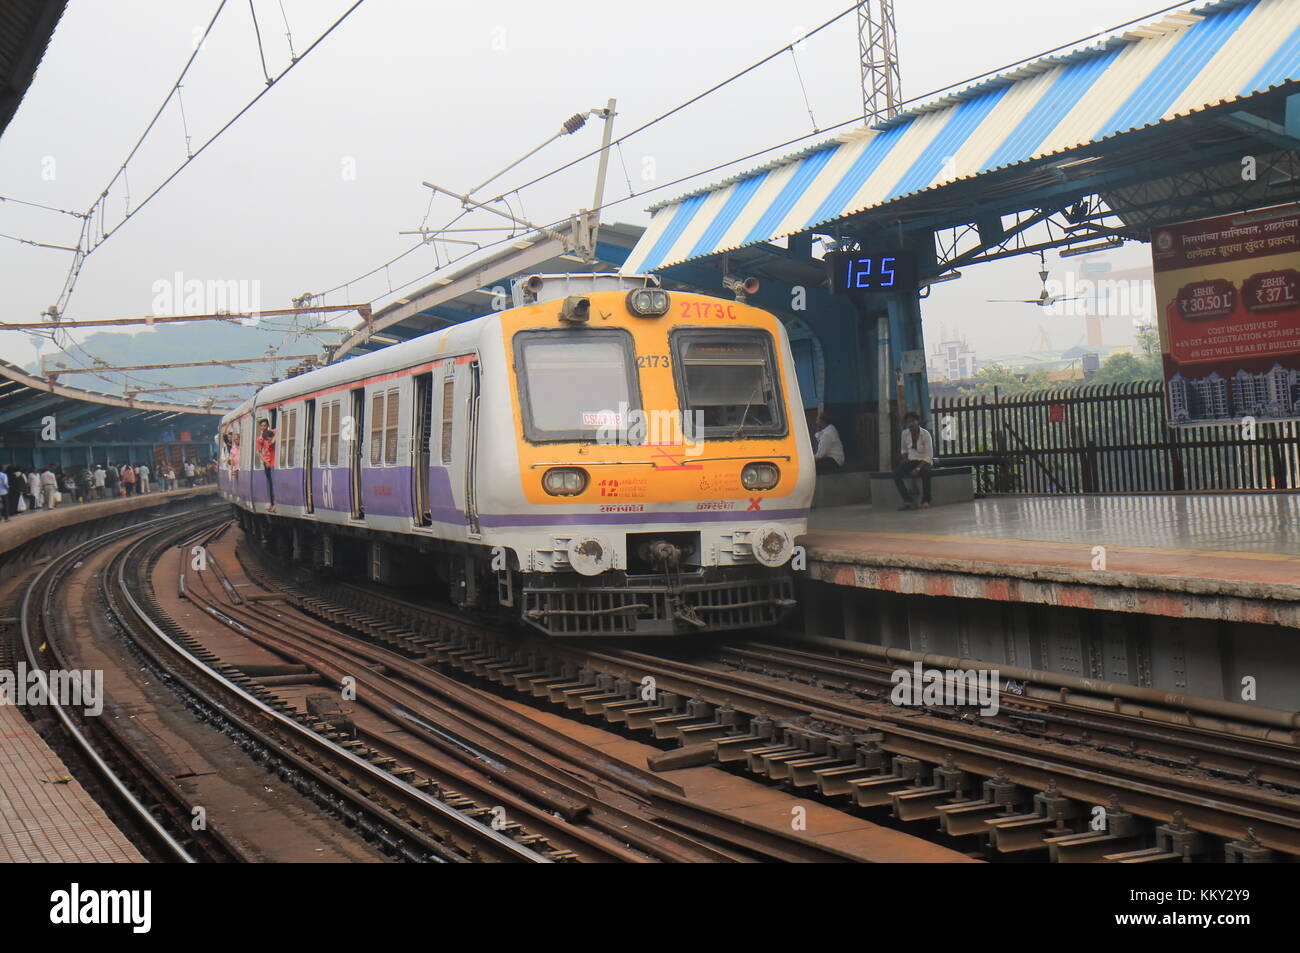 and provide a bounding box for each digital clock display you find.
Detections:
[825,250,917,296]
